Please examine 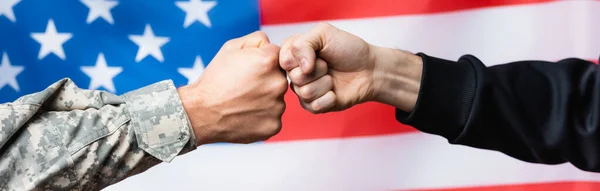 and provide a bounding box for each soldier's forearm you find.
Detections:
[0,78,196,190]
